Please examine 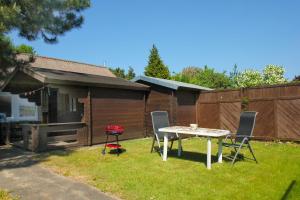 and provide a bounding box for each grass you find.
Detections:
[40,137,300,200]
[0,190,18,200]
